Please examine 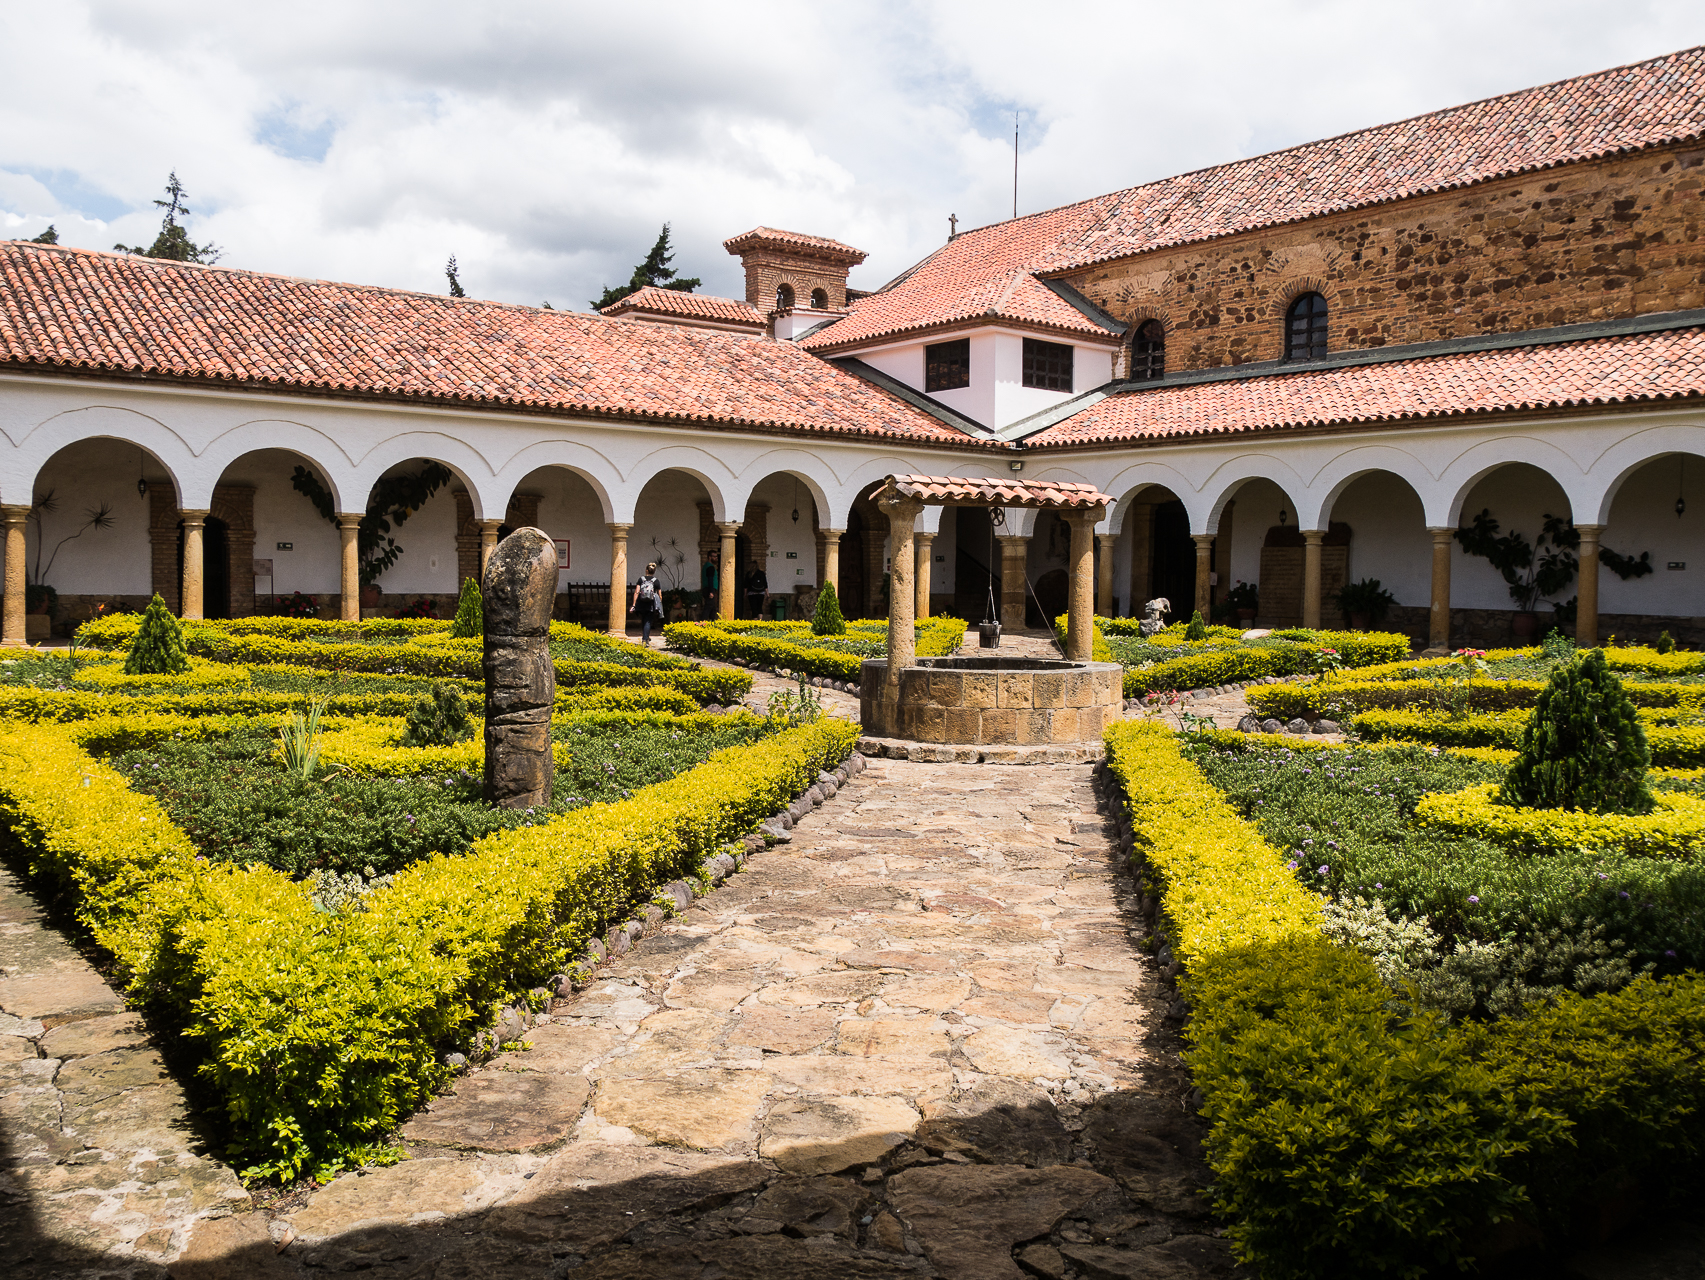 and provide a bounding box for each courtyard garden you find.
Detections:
[1108,631,1705,1275]
[0,602,857,1182]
